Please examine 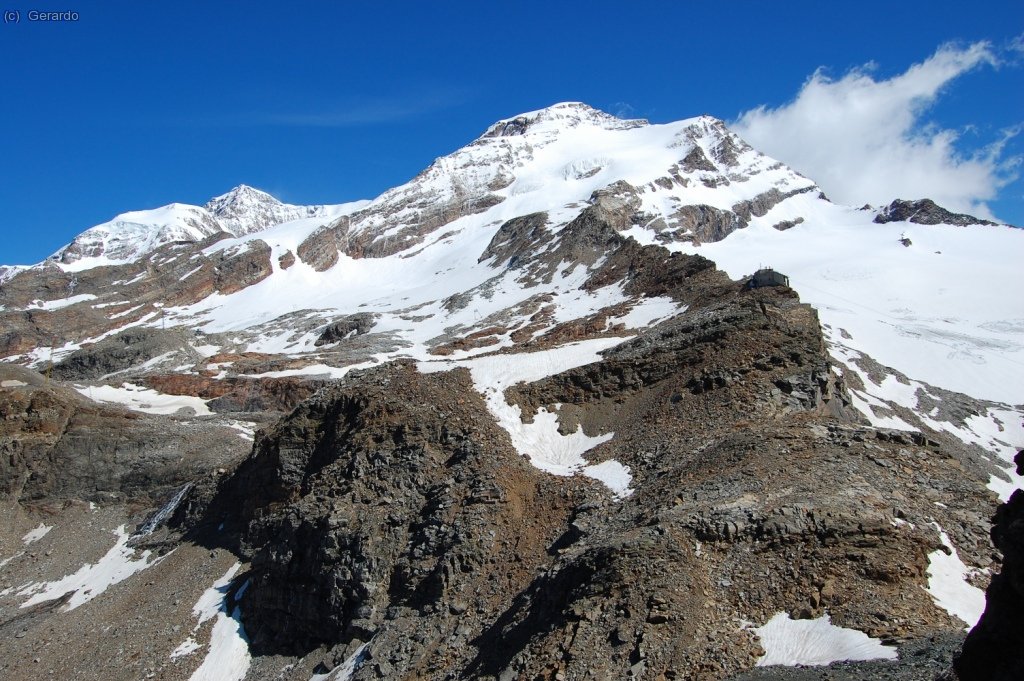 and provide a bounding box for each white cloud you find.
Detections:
[733,42,1018,219]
